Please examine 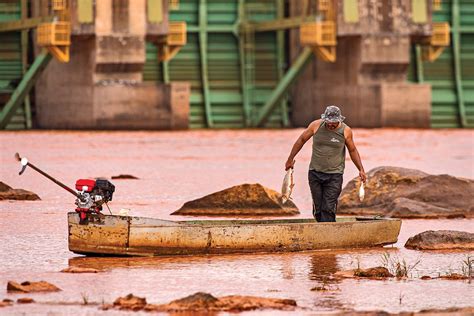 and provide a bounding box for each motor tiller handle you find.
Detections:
[14,152,80,198]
